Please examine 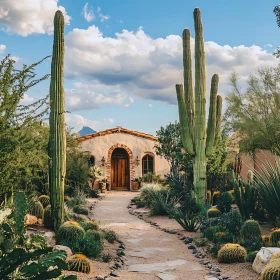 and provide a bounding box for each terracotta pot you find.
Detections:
[132,182,139,190]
